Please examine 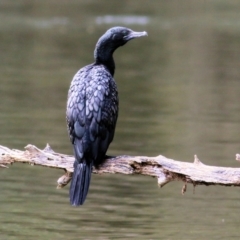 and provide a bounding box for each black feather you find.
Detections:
[70,161,92,205]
